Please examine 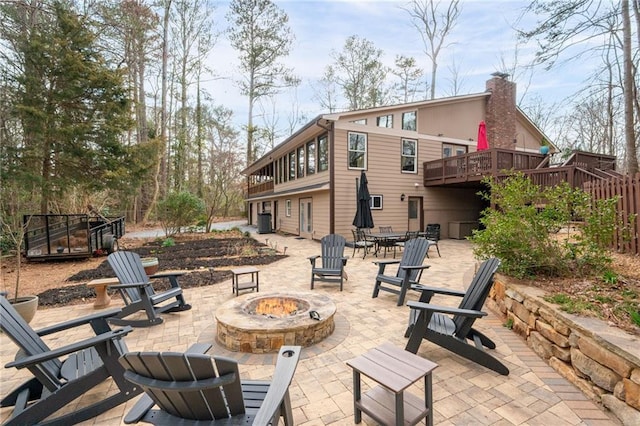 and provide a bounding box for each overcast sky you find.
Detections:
[206,0,597,136]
